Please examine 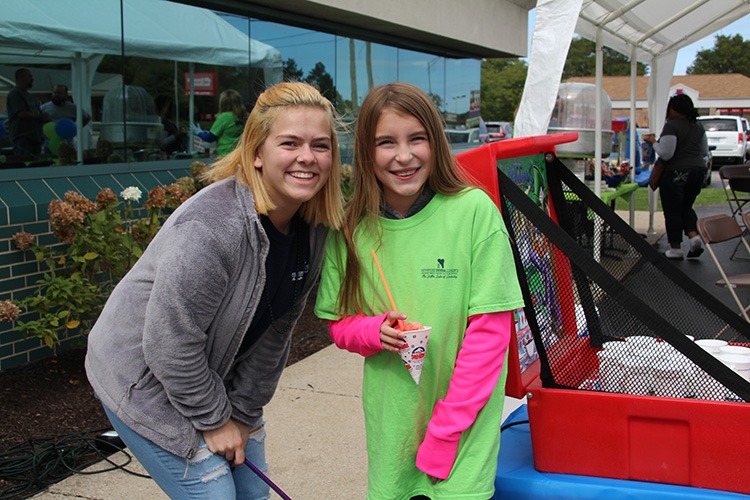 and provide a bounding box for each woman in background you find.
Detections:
[644,94,708,260]
[194,89,249,158]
